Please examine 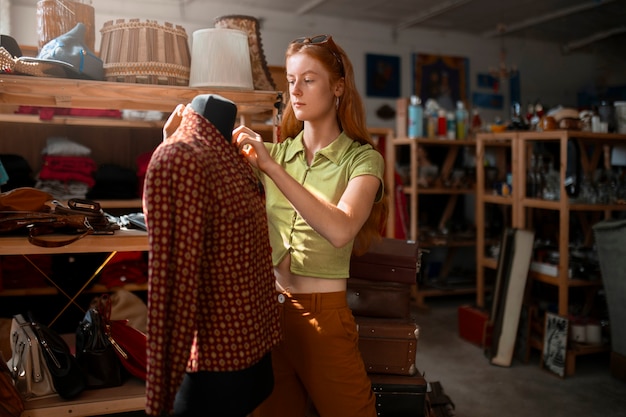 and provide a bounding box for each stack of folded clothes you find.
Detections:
[35,137,97,200]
